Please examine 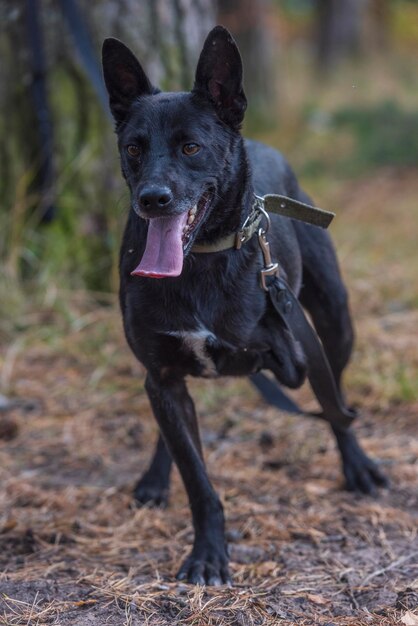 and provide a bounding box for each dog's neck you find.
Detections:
[194,136,254,246]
